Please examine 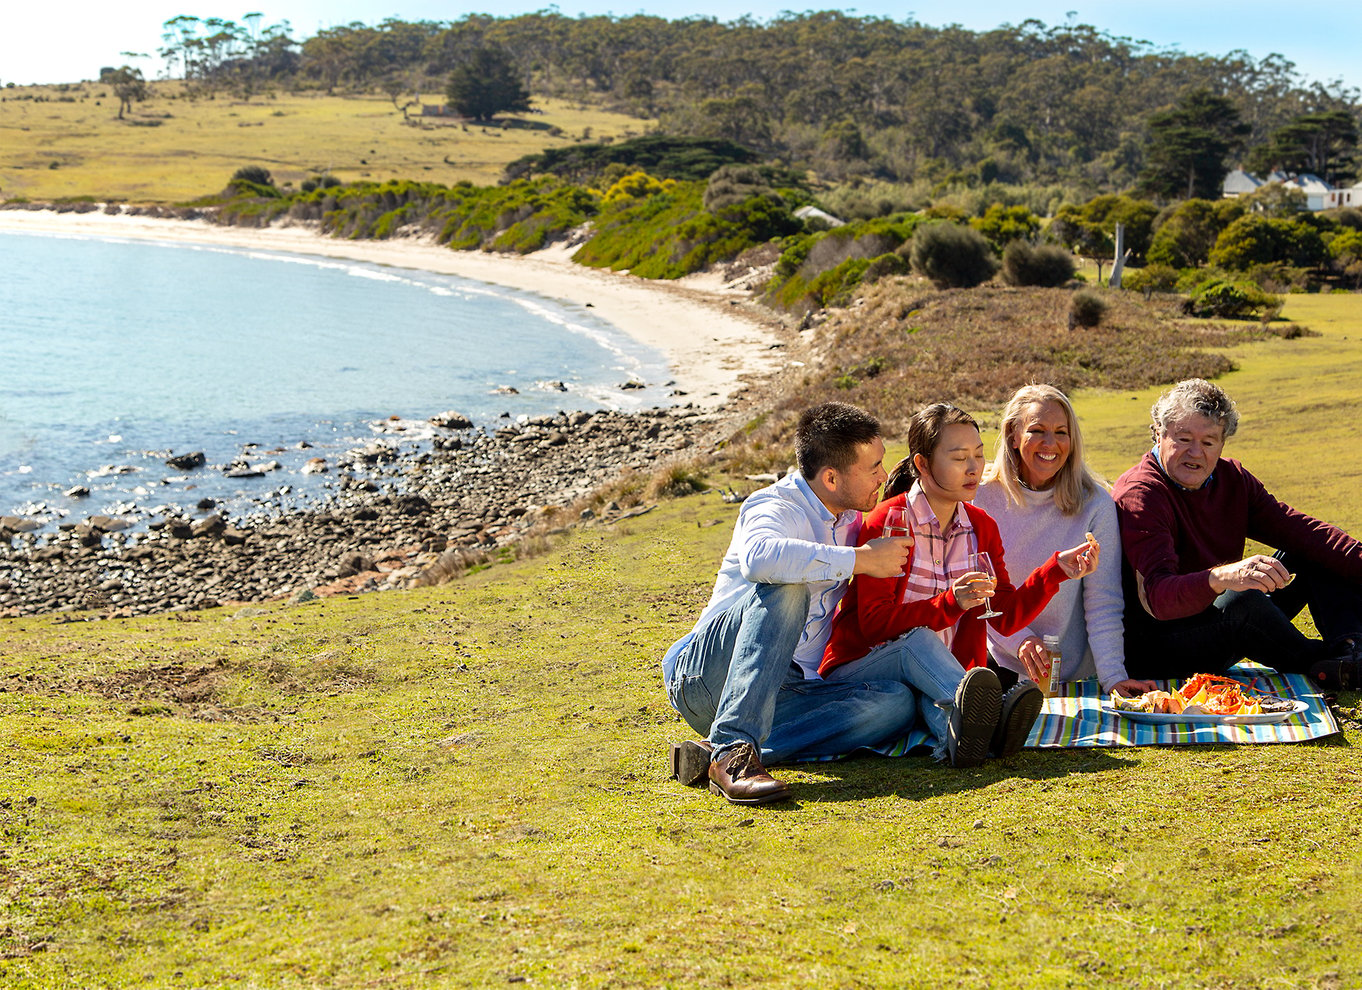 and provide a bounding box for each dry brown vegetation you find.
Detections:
[714,279,1308,472]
